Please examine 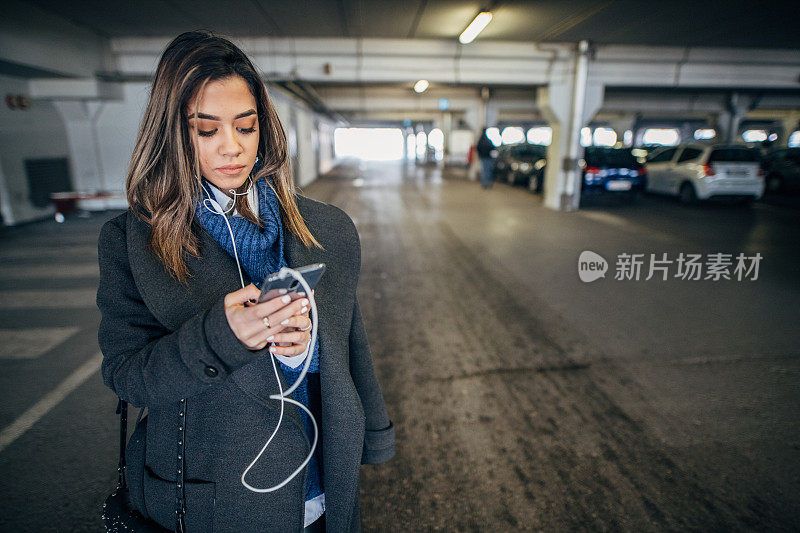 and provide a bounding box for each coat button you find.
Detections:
[204,365,219,377]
